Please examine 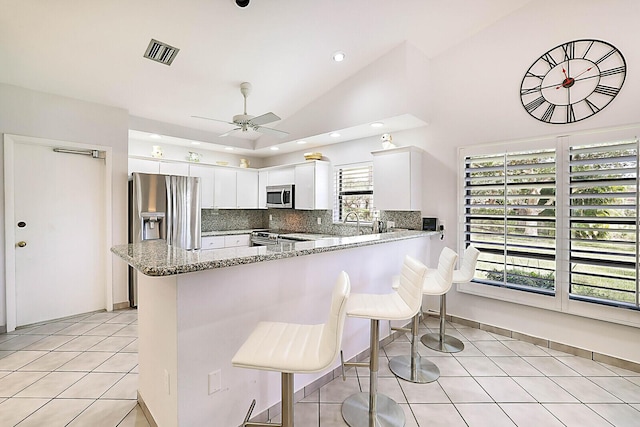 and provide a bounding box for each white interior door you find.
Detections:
[12,141,106,326]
